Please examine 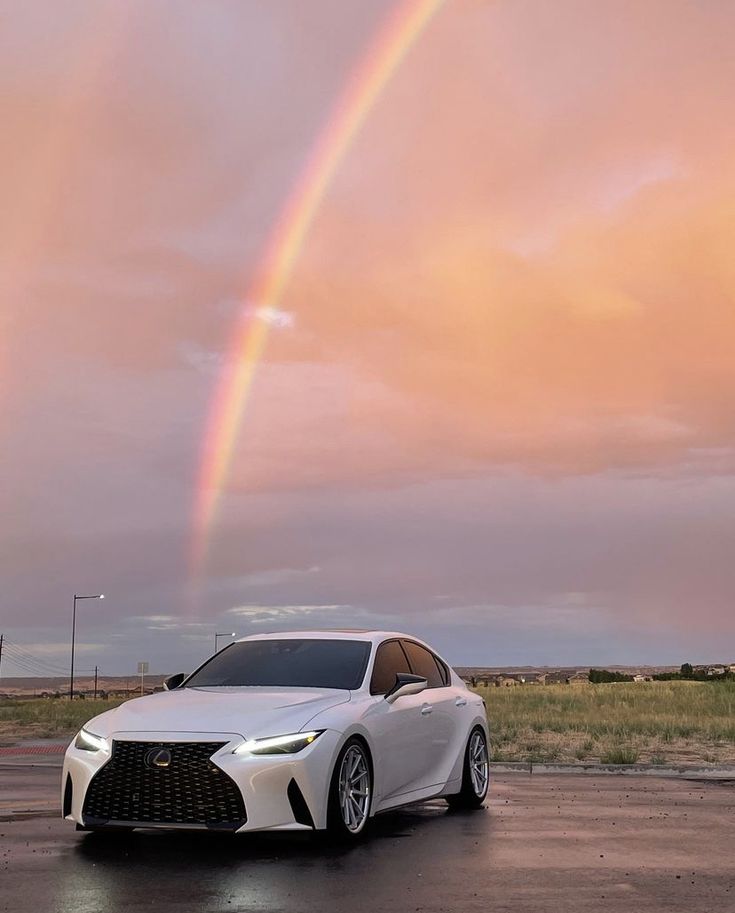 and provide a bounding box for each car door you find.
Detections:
[400,640,462,789]
[366,639,437,802]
